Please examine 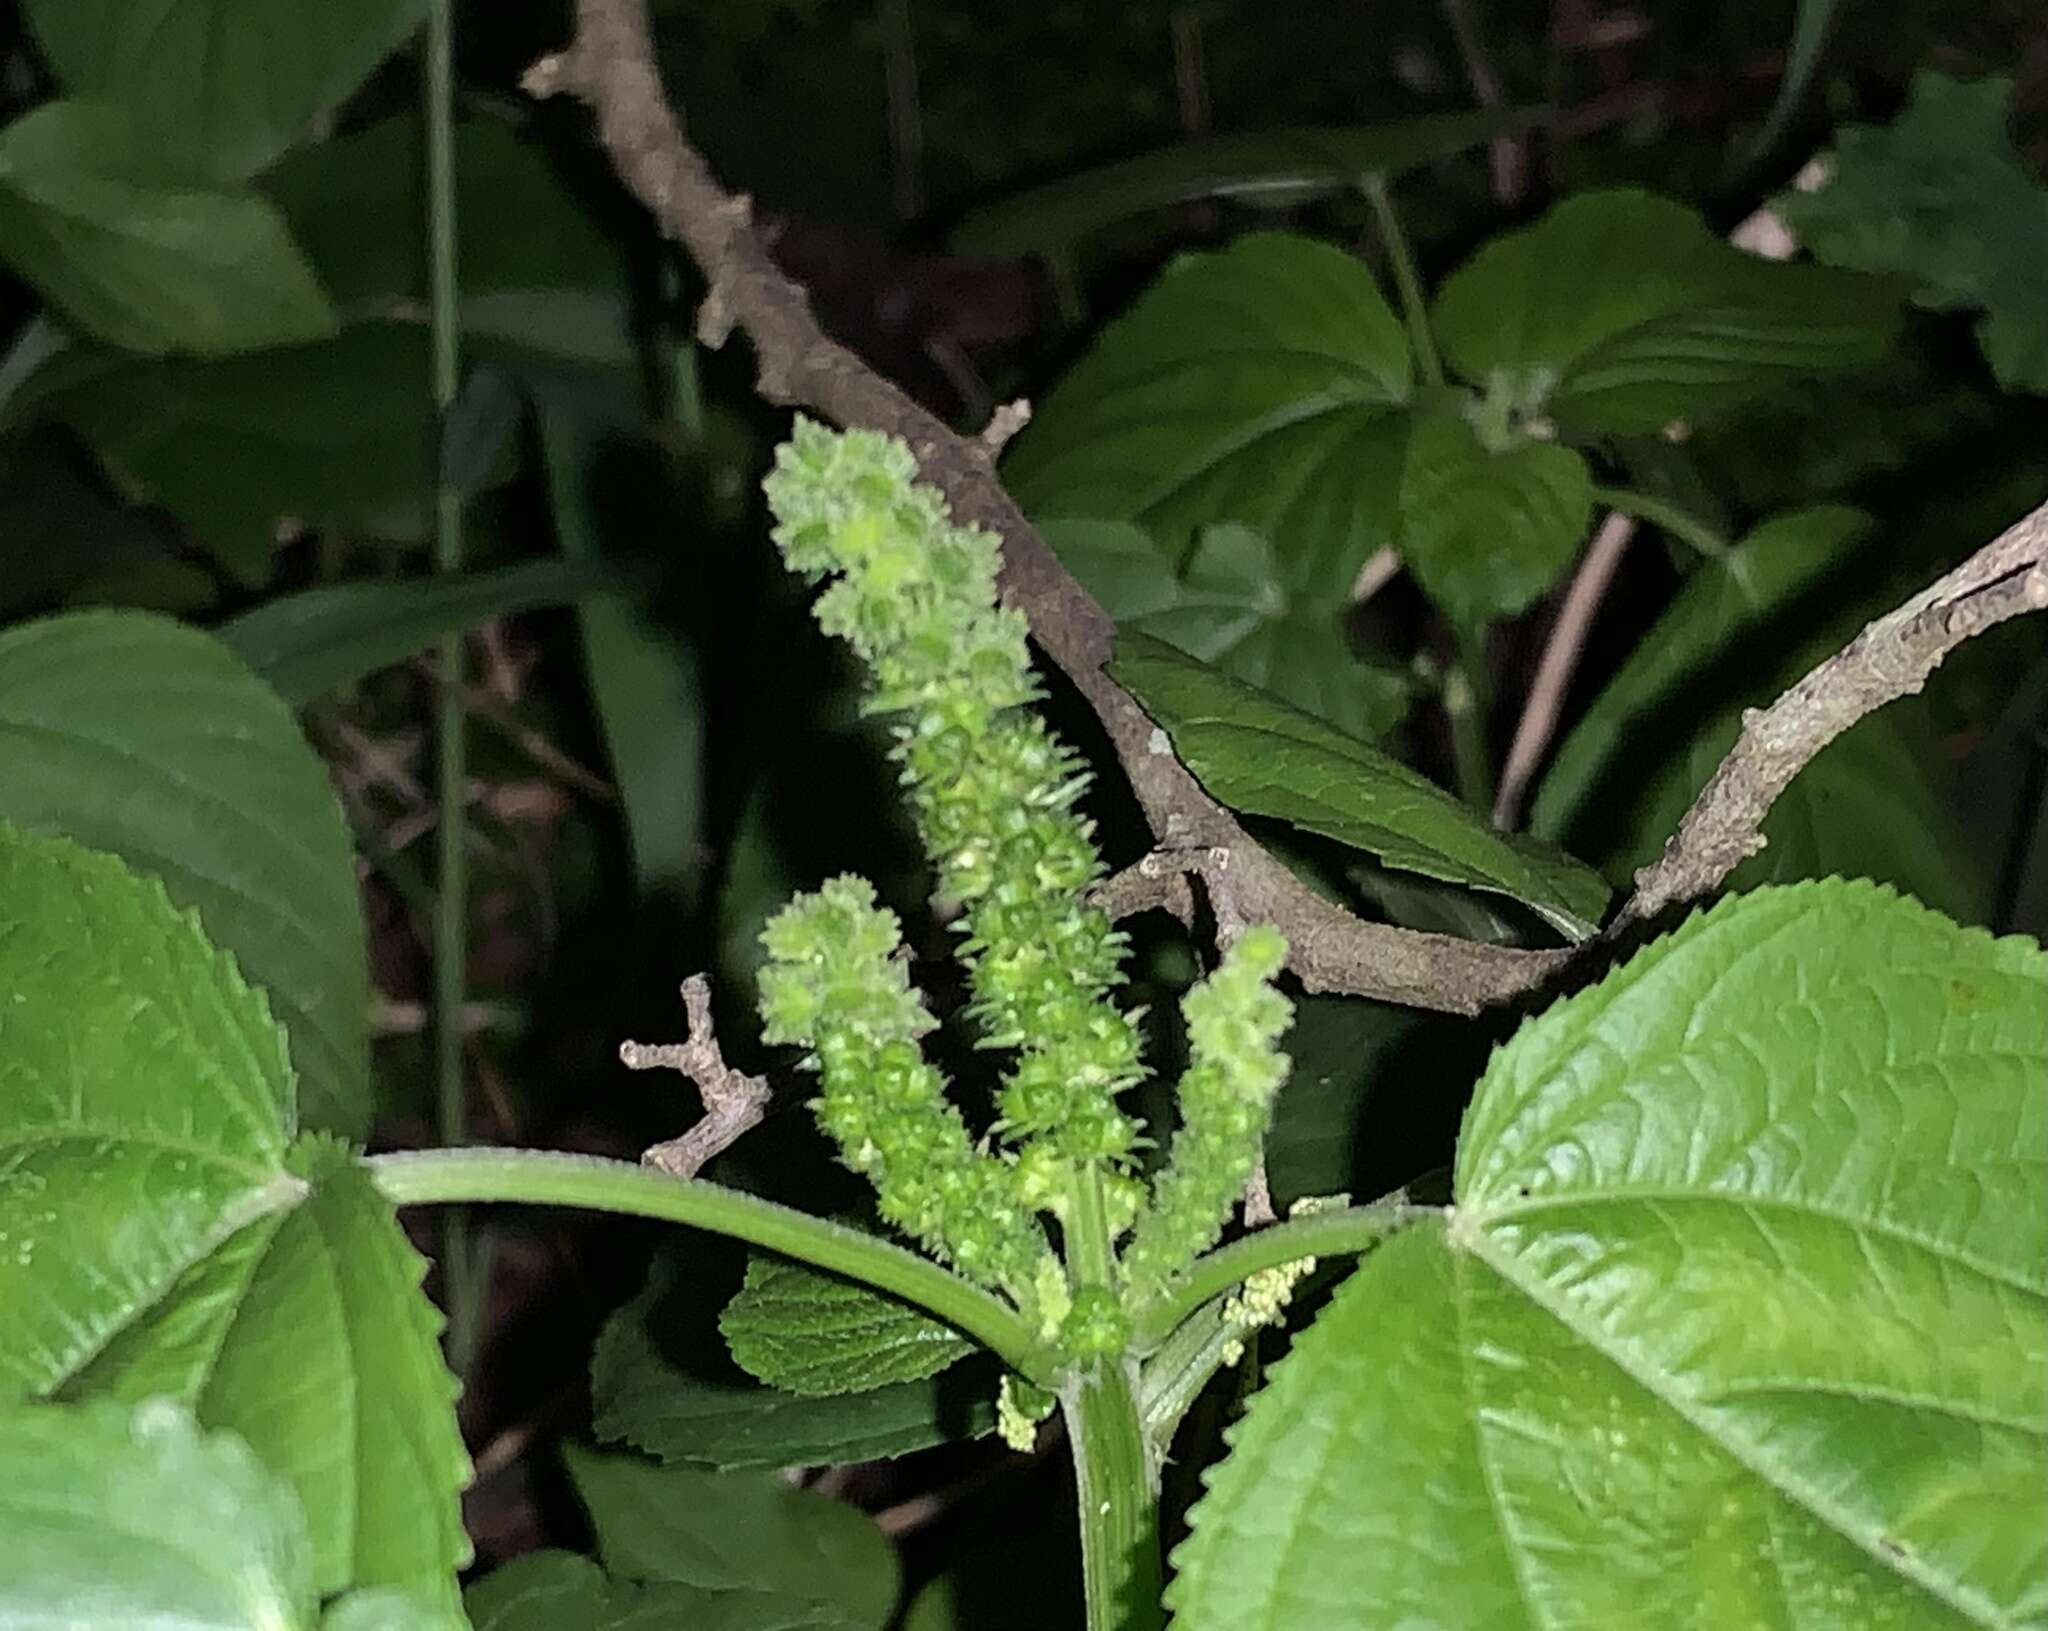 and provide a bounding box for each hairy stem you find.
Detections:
[1446,623,1494,810]
[366,1148,1060,1382]
[423,0,478,1373]
[1131,1199,1429,1351]
[1063,1362,1164,1631]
